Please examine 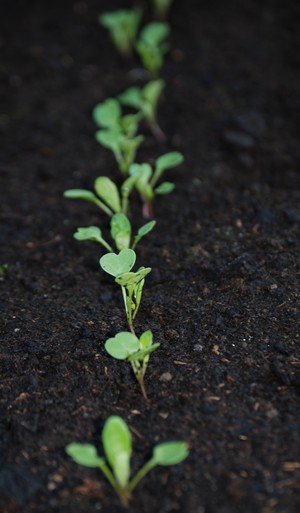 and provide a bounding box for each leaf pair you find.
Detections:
[93,98,142,138]
[95,128,144,175]
[136,22,170,77]
[100,9,141,57]
[64,176,121,217]
[66,416,189,506]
